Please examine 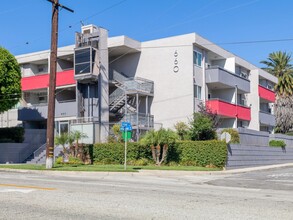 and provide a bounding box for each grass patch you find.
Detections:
[0,164,221,172]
